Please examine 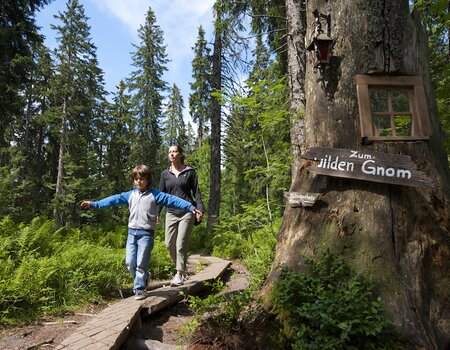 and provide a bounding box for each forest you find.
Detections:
[1,0,450,349]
